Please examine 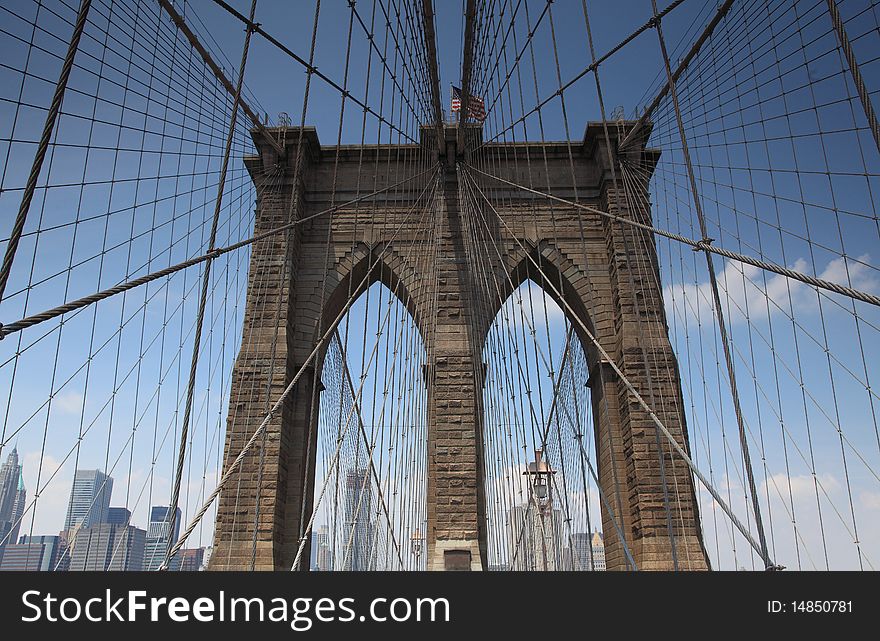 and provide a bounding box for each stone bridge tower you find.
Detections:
[209,122,709,572]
